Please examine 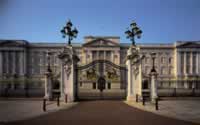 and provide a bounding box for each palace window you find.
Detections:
[106,51,111,61]
[169,57,172,64]
[169,67,173,75]
[161,68,164,75]
[87,55,90,58]
[107,82,111,89]
[161,57,165,63]
[99,51,104,60]
[155,58,158,64]
[145,57,150,63]
[145,66,150,74]
[161,67,167,75]
[93,82,96,89]
[92,51,97,60]
[159,82,163,88]
[80,82,82,87]
[142,80,148,89]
